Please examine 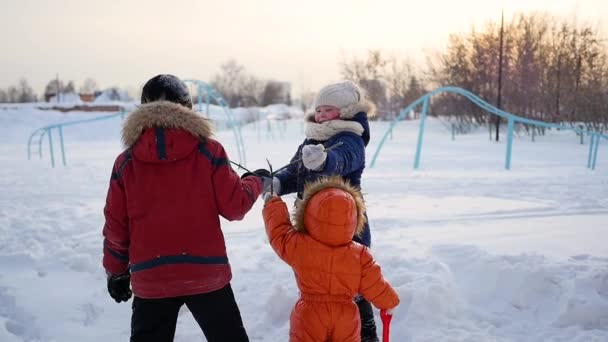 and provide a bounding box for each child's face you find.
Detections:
[315,105,341,123]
